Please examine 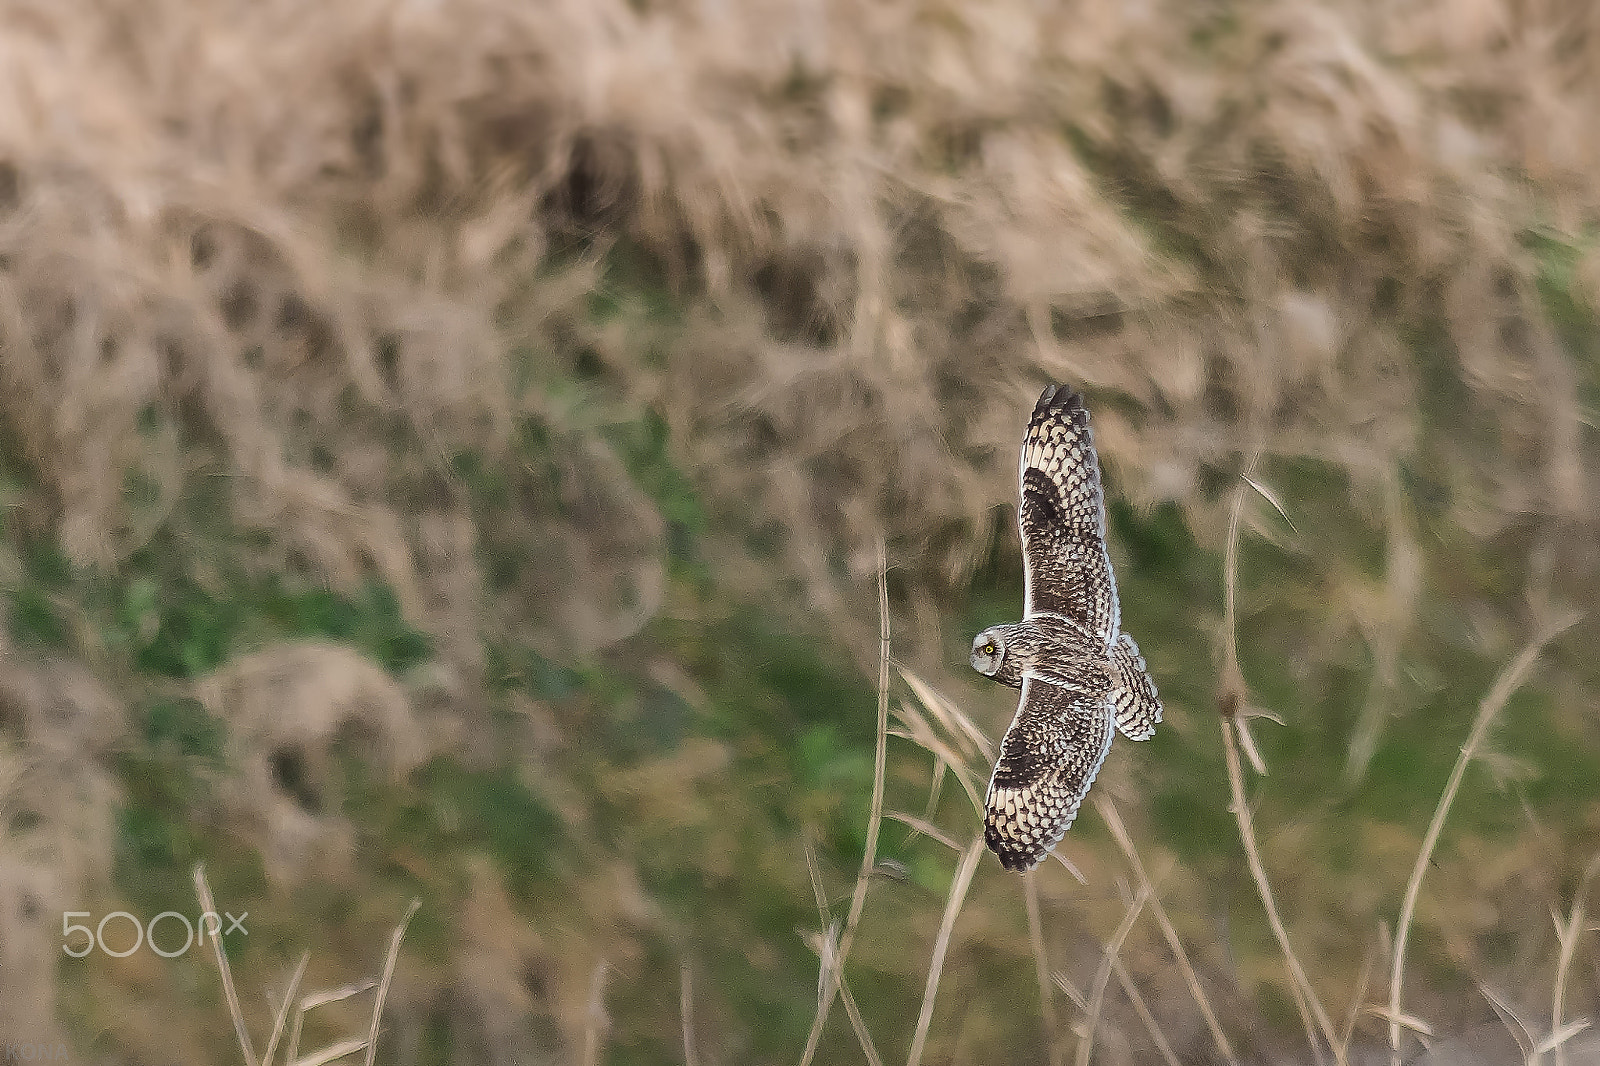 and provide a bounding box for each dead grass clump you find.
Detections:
[195,641,424,884]
[0,653,122,1044]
